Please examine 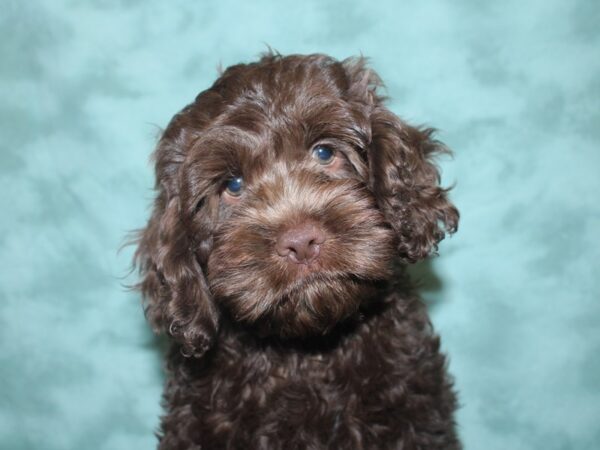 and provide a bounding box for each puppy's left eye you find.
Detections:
[312,145,335,165]
[225,176,244,196]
